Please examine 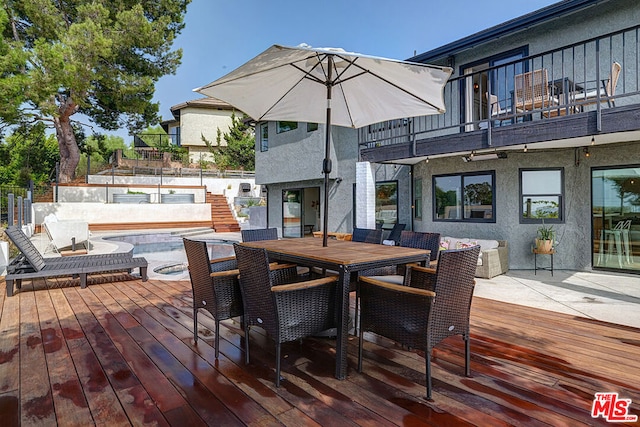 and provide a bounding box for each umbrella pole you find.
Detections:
[322,57,334,247]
